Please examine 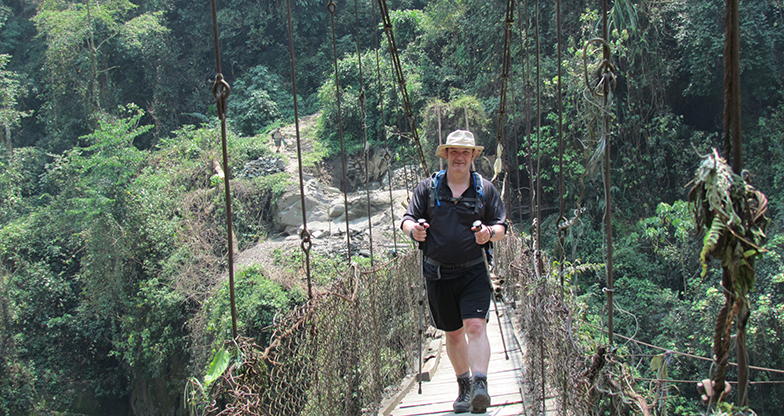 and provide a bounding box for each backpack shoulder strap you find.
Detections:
[429,170,446,209]
[472,171,484,213]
